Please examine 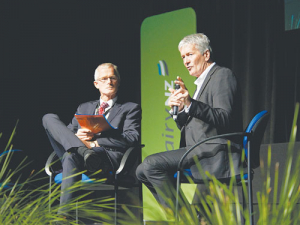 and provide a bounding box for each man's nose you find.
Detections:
[184,57,189,65]
[184,57,190,65]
